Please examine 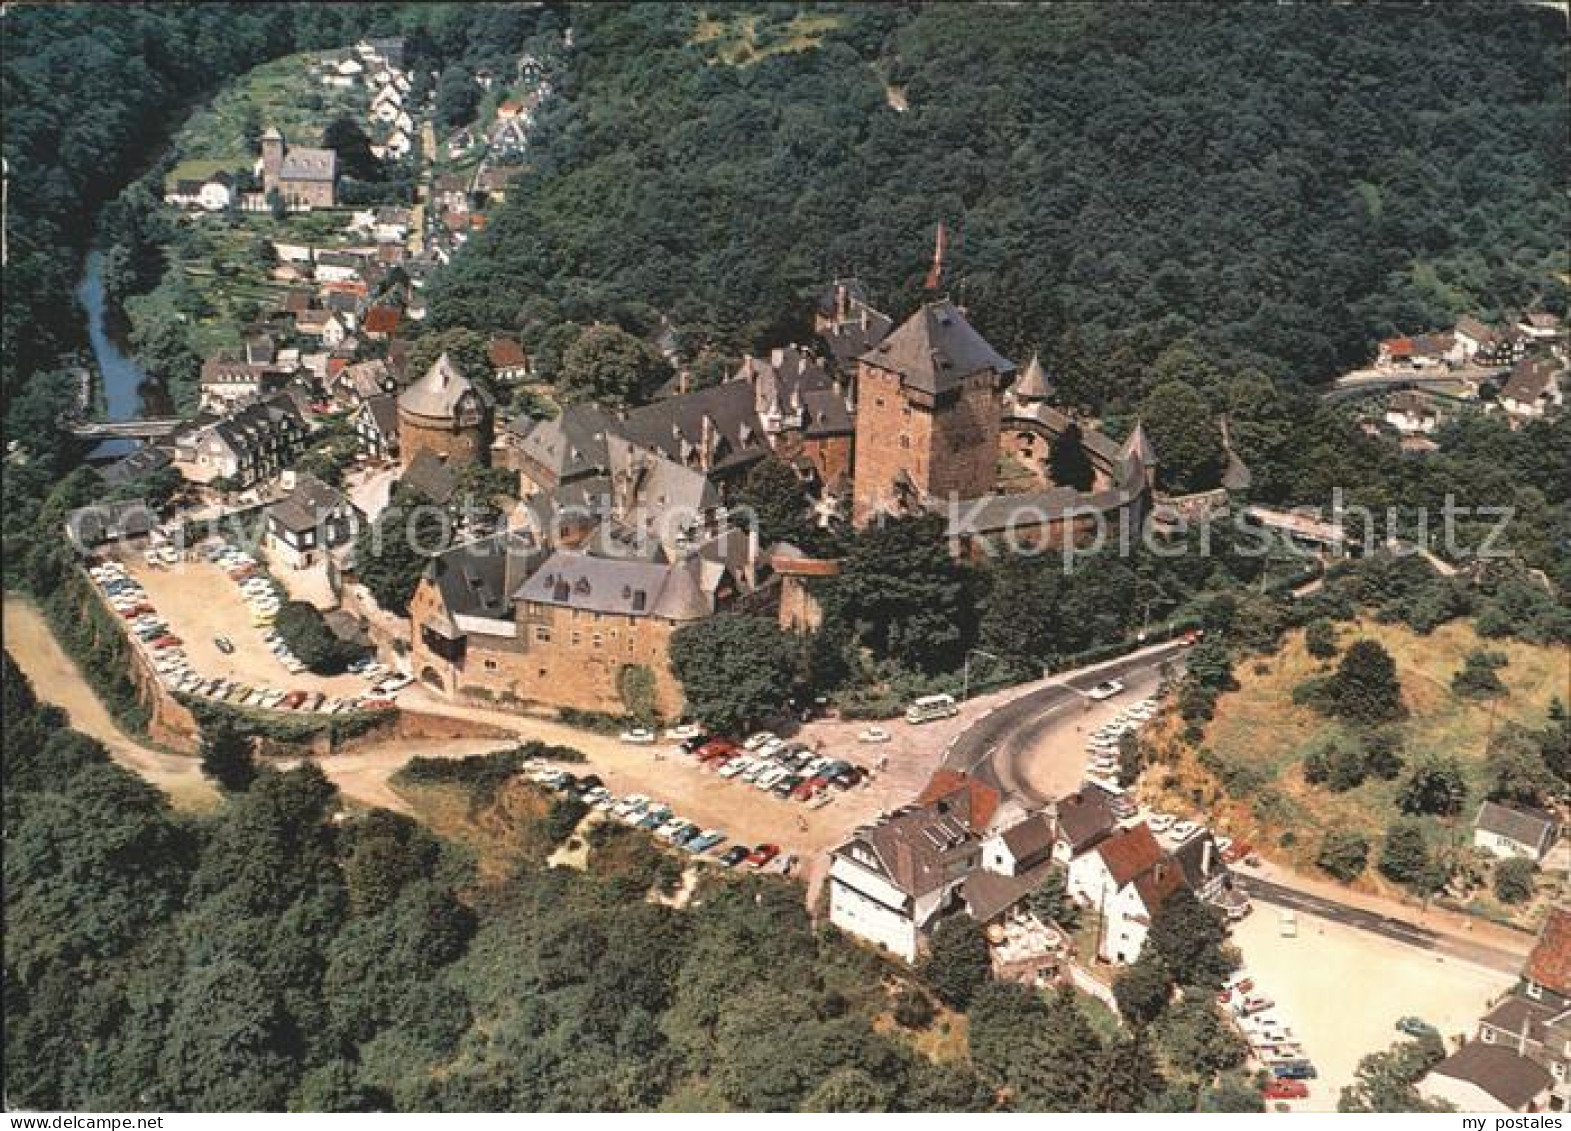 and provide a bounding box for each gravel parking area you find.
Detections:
[110,550,371,700]
[1232,904,1511,1111]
